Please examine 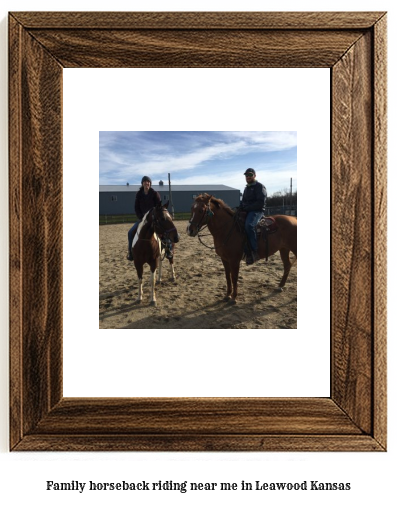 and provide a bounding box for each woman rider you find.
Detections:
[126,176,161,261]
